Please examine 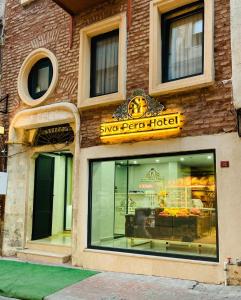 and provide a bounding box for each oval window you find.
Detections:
[28,58,53,100]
